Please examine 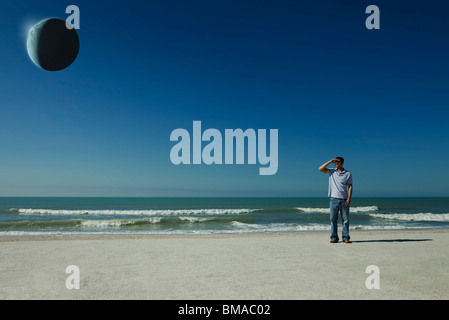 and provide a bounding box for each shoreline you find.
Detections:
[0,227,448,242]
